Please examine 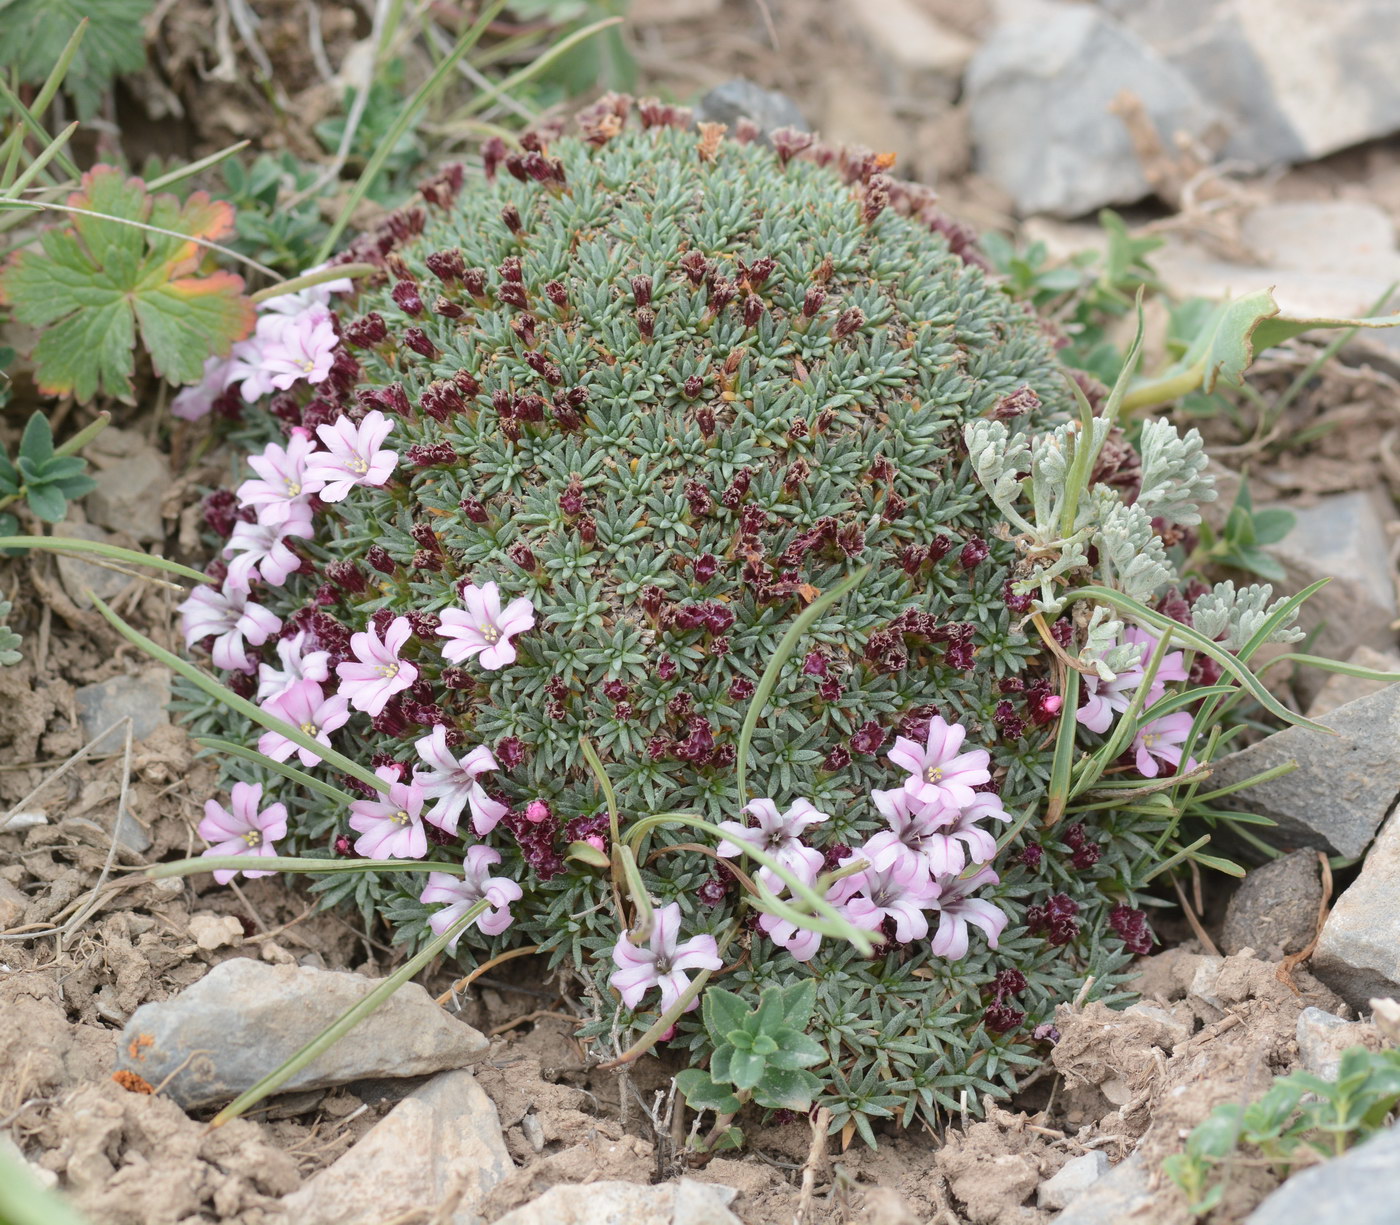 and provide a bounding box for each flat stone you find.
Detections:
[1205,686,1400,858]
[695,79,808,136]
[1245,1123,1400,1225]
[1295,1007,1380,1080]
[1220,850,1323,959]
[1309,647,1400,719]
[113,958,489,1109]
[629,0,721,22]
[966,5,1218,216]
[490,1180,741,1225]
[280,1070,513,1225]
[53,522,135,609]
[0,877,27,929]
[1038,1151,1111,1211]
[1313,804,1400,1010]
[839,0,976,103]
[73,668,171,754]
[84,432,171,544]
[1050,1153,1153,1223]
